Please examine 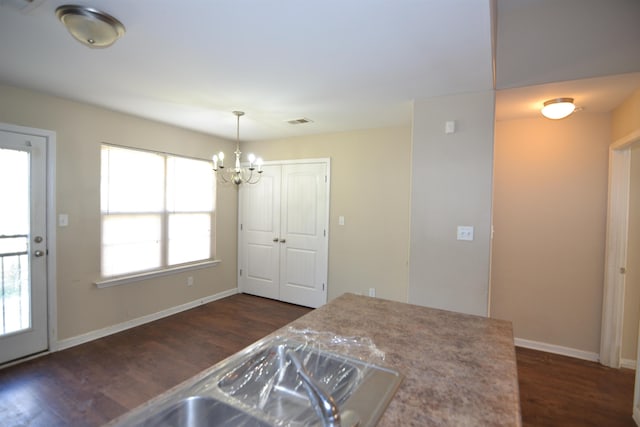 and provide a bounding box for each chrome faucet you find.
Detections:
[286,350,341,427]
